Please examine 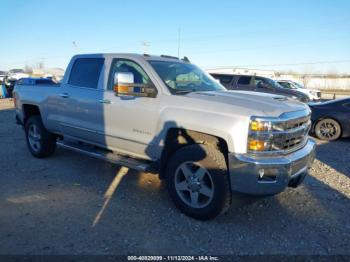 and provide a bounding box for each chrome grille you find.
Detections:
[271,116,311,153]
